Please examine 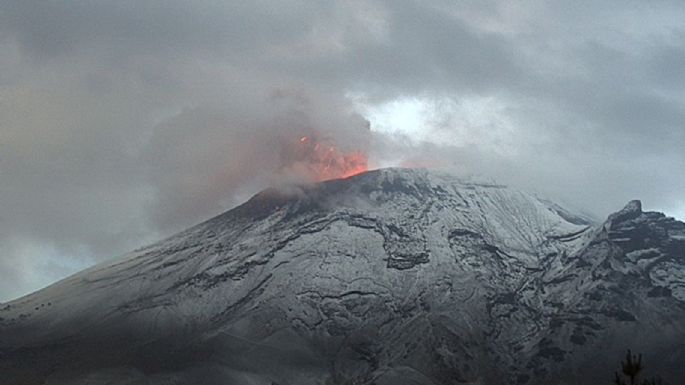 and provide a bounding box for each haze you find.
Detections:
[1,1,684,302]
